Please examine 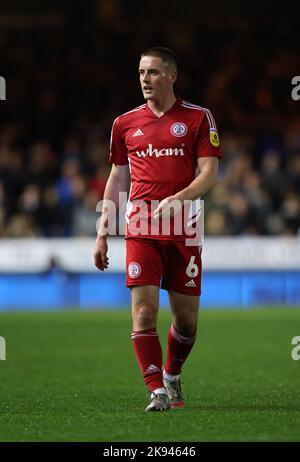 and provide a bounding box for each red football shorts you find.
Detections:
[126,238,202,296]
